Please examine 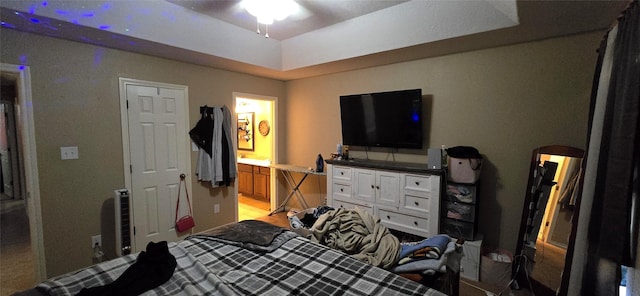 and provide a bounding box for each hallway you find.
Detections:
[0,199,35,295]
